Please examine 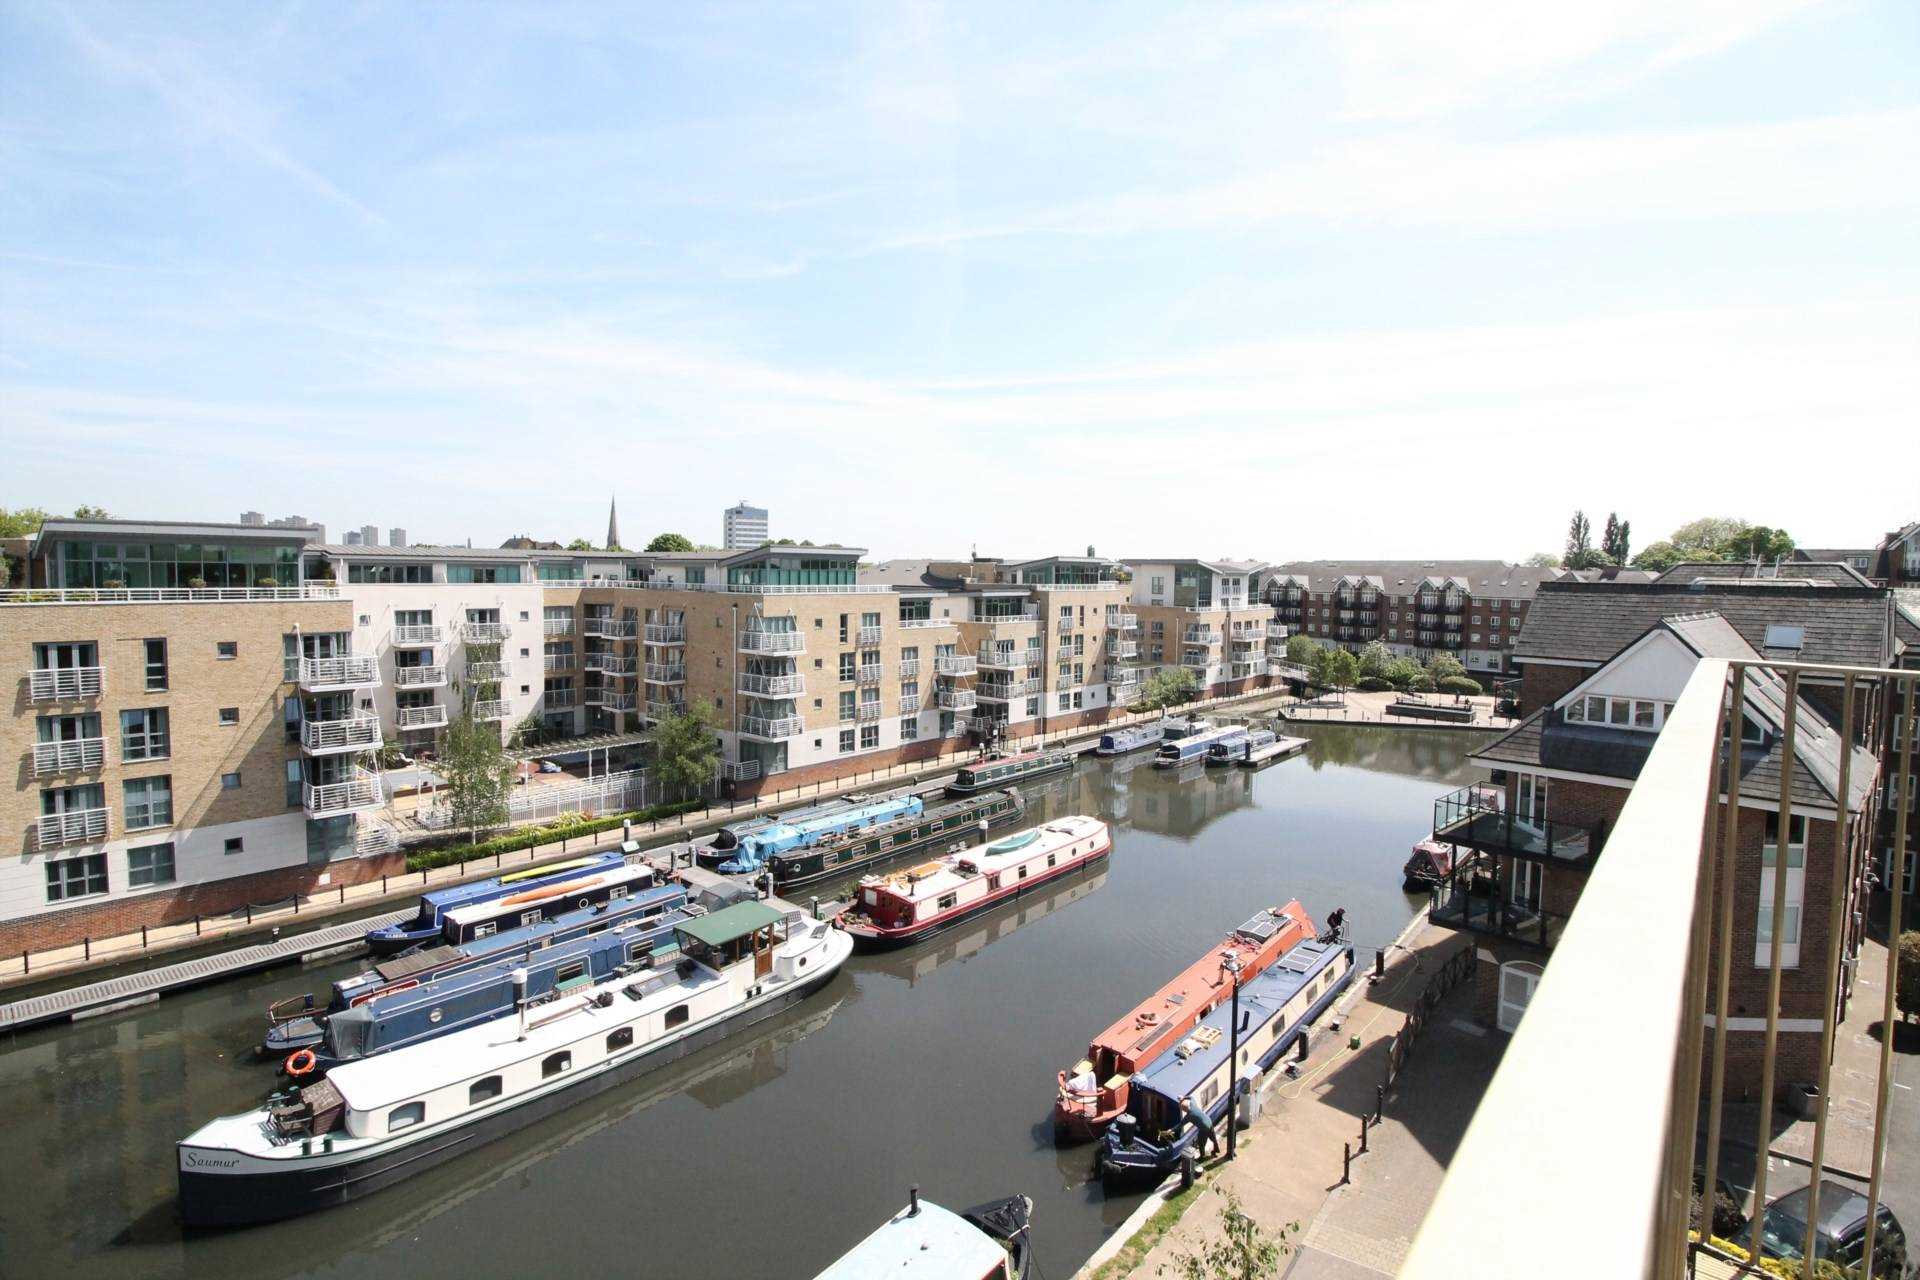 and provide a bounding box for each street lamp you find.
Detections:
[1224,953,1243,1161]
